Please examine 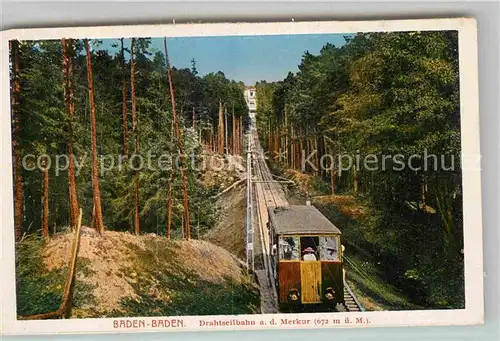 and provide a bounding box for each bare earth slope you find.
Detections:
[204,185,247,260]
[41,230,259,317]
